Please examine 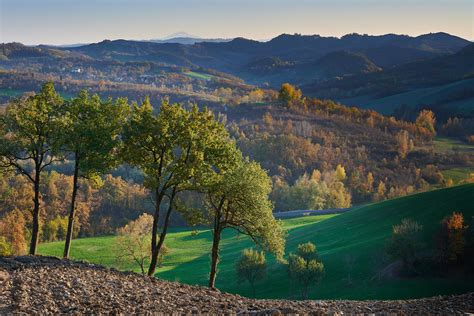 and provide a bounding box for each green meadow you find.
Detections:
[39,184,474,300]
